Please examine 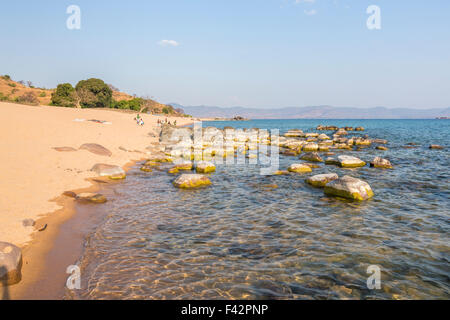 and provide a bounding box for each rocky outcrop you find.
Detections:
[306,173,339,188]
[337,155,366,168]
[173,174,212,188]
[370,157,393,169]
[300,152,323,162]
[79,143,112,157]
[0,242,23,286]
[288,163,312,173]
[324,175,374,201]
[196,161,216,173]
